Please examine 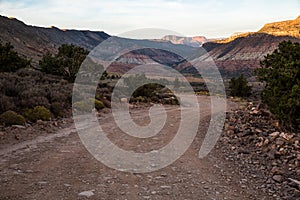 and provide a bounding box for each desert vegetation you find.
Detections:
[122,74,180,105]
[256,41,300,130]
[0,41,185,126]
[0,42,109,126]
[39,44,89,82]
[0,41,31,72]
[229,74,252,97]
